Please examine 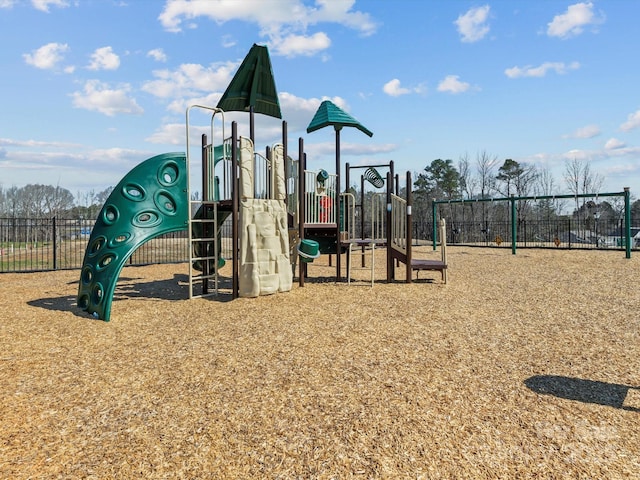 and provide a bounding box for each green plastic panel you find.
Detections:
[77,152,188,321]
